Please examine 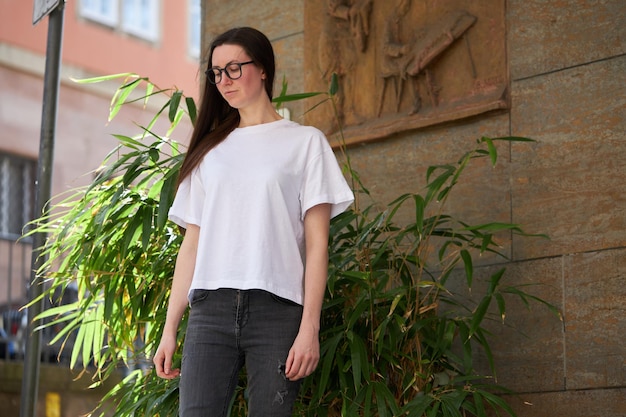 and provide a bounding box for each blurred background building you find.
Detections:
[1,1,199,414]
